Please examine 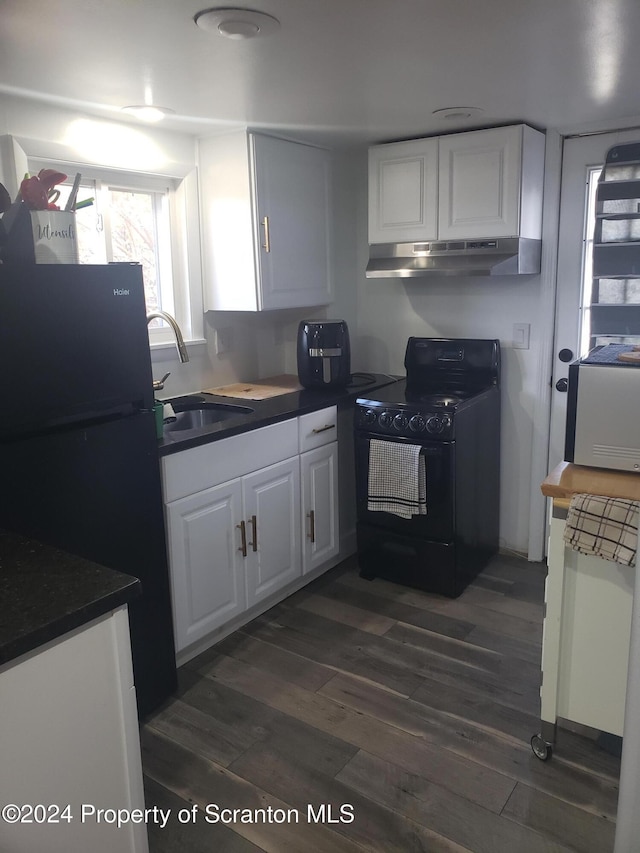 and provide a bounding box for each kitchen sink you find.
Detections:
[164,398,254,433]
